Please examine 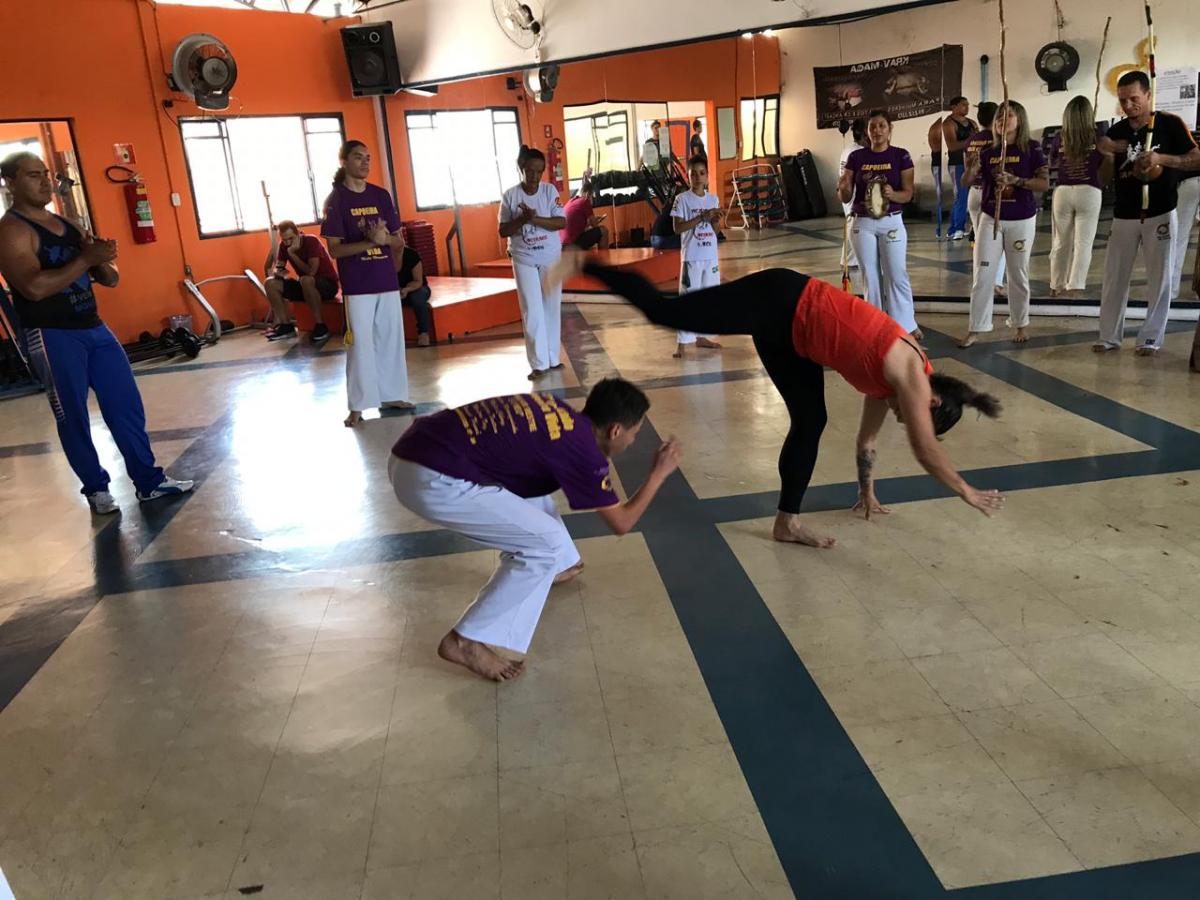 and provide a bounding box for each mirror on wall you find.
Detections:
[0,119,92,233]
